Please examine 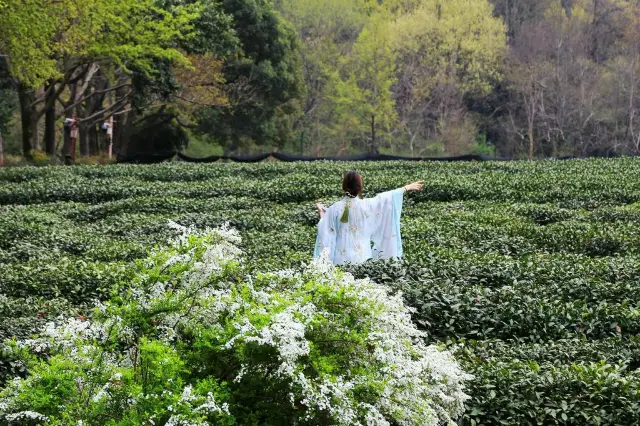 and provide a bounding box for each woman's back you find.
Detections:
[320,197,377,265]
[314,172,422,266]
[315,190,404,265]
